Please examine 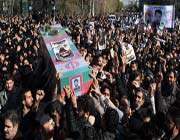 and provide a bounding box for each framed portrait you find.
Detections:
[51,39,74,61]
[69,75,83,96]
